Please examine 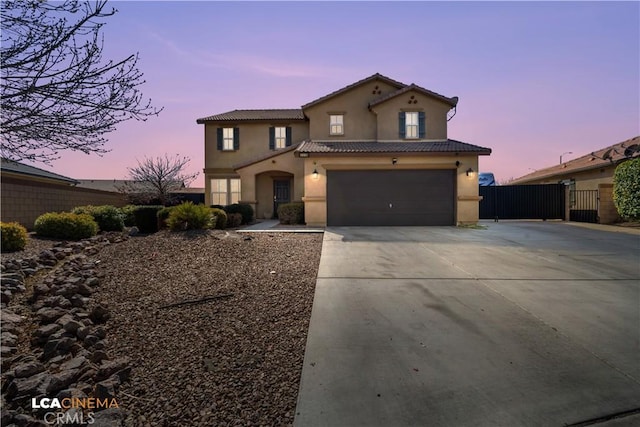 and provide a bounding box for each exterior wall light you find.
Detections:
[312,168,319,180]
[466,168,475,177]
[392,158,398,165]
